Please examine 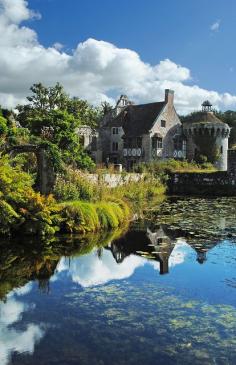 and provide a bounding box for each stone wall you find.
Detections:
[168,171,236,196]
[83,173,145,188]
[228,149,236,174]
